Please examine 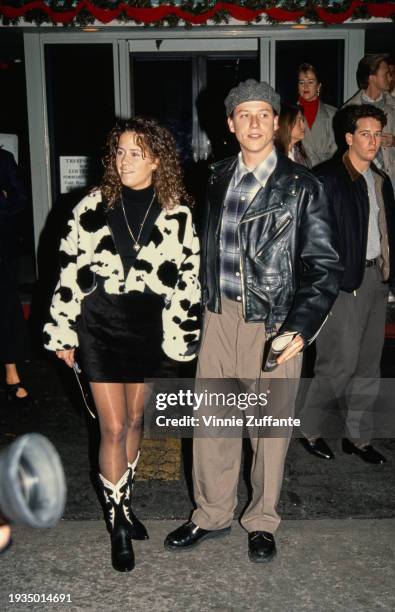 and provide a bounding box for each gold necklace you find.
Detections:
[121,191,155,252]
